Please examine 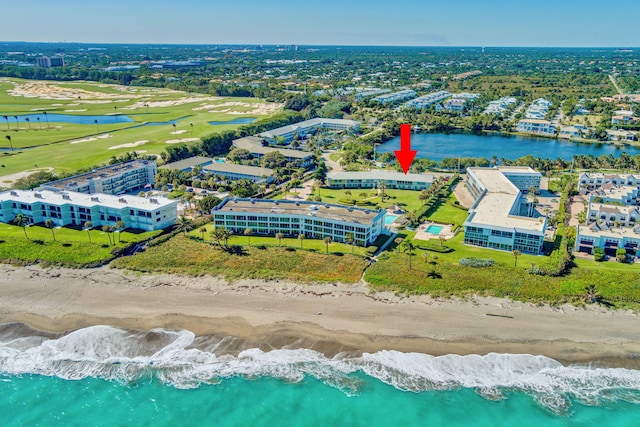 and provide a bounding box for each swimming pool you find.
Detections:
[426,224,443,234]
[384,215,399,225]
